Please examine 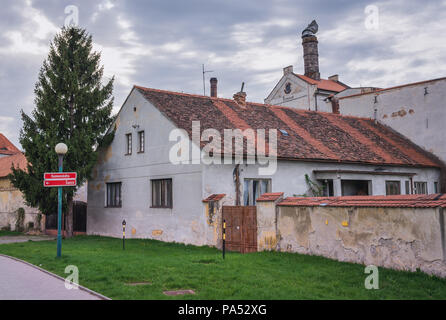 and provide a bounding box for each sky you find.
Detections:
[1,0,445,148]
